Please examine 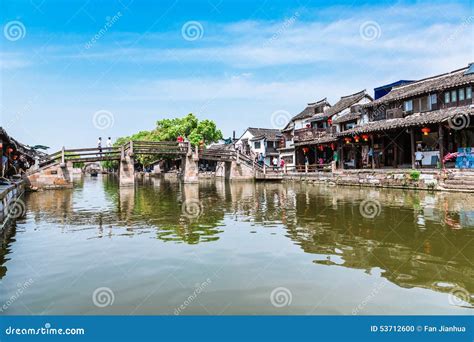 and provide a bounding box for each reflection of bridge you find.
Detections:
[27,141,269,189]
